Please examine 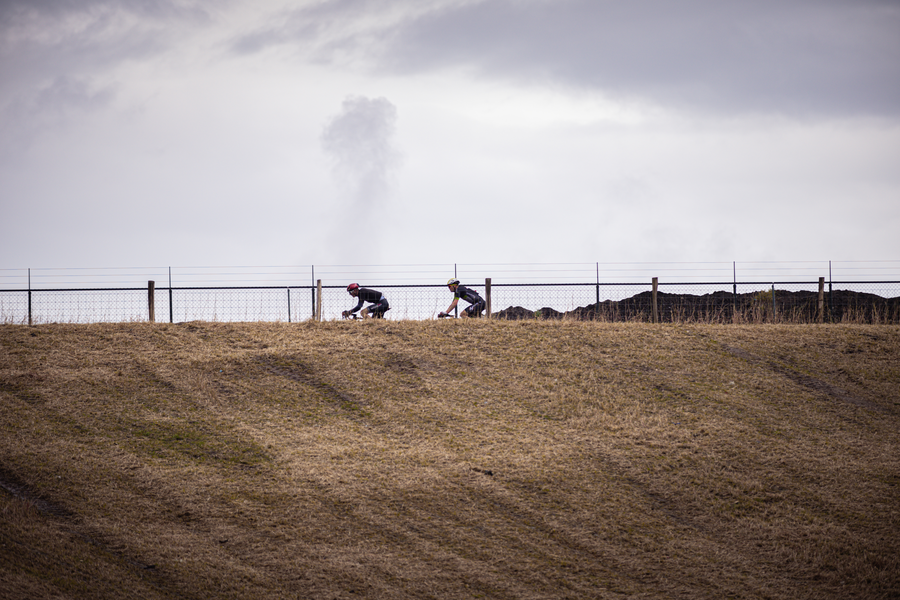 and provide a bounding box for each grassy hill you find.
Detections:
[1,320,898,599]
